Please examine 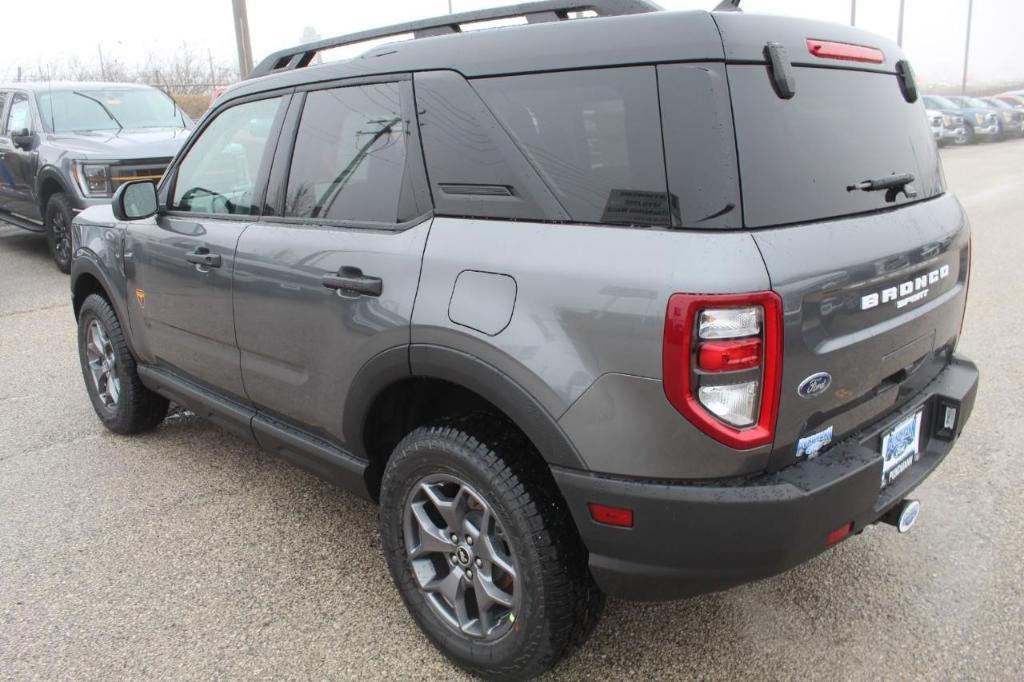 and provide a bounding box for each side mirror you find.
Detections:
[112,181,159,221]
[11,128,36,151]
